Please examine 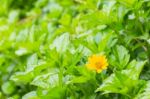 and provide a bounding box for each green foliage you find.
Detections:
[0,0,150,99]
[109,45,130,70]
[134,81,150,99]
[96,60,146,97]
